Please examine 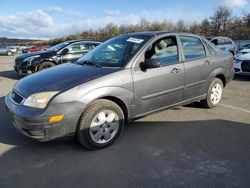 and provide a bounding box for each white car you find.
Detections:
[236,48,250,58]
[234,52,250,75]
[208,37,237,56]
